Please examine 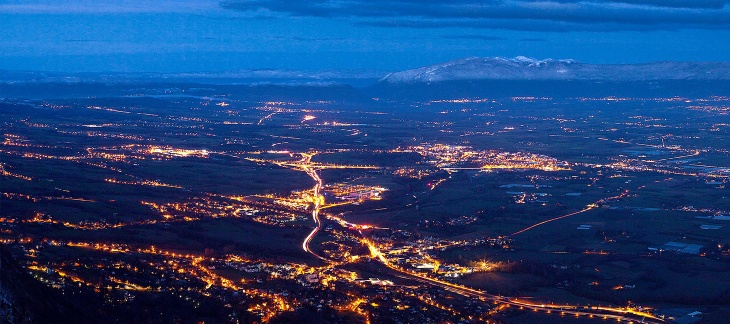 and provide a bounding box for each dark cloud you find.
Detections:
[63,39,112,43]
[271,36,347,42]
[220,0,730,31]
[535,0,730,9]
[357,19,680,32]
[440,35,506,41]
